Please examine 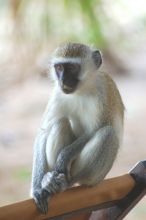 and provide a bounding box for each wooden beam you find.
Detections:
[0,174,135,220]
[90,160,146,220]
